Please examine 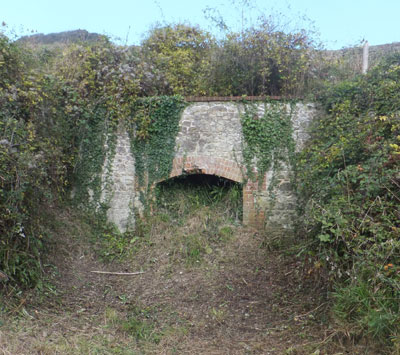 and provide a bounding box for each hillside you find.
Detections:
[17,29,106,45]
[325,41,400,73]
